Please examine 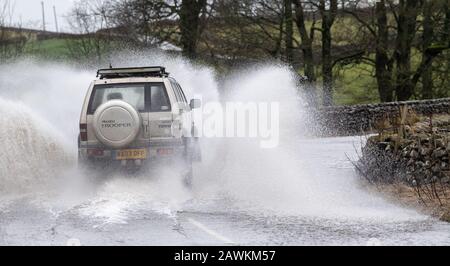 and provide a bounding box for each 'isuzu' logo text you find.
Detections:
[101,120,132,128]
